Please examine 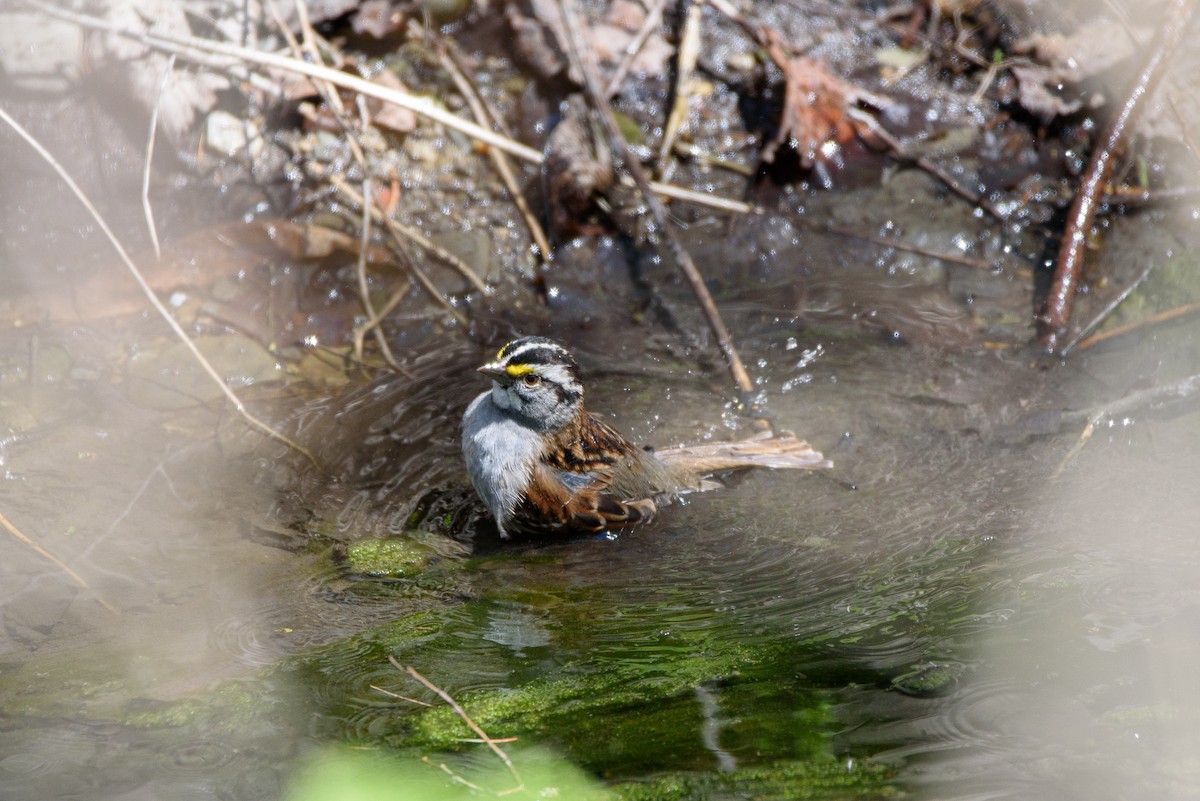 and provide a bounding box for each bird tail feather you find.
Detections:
[655,431,832,476]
